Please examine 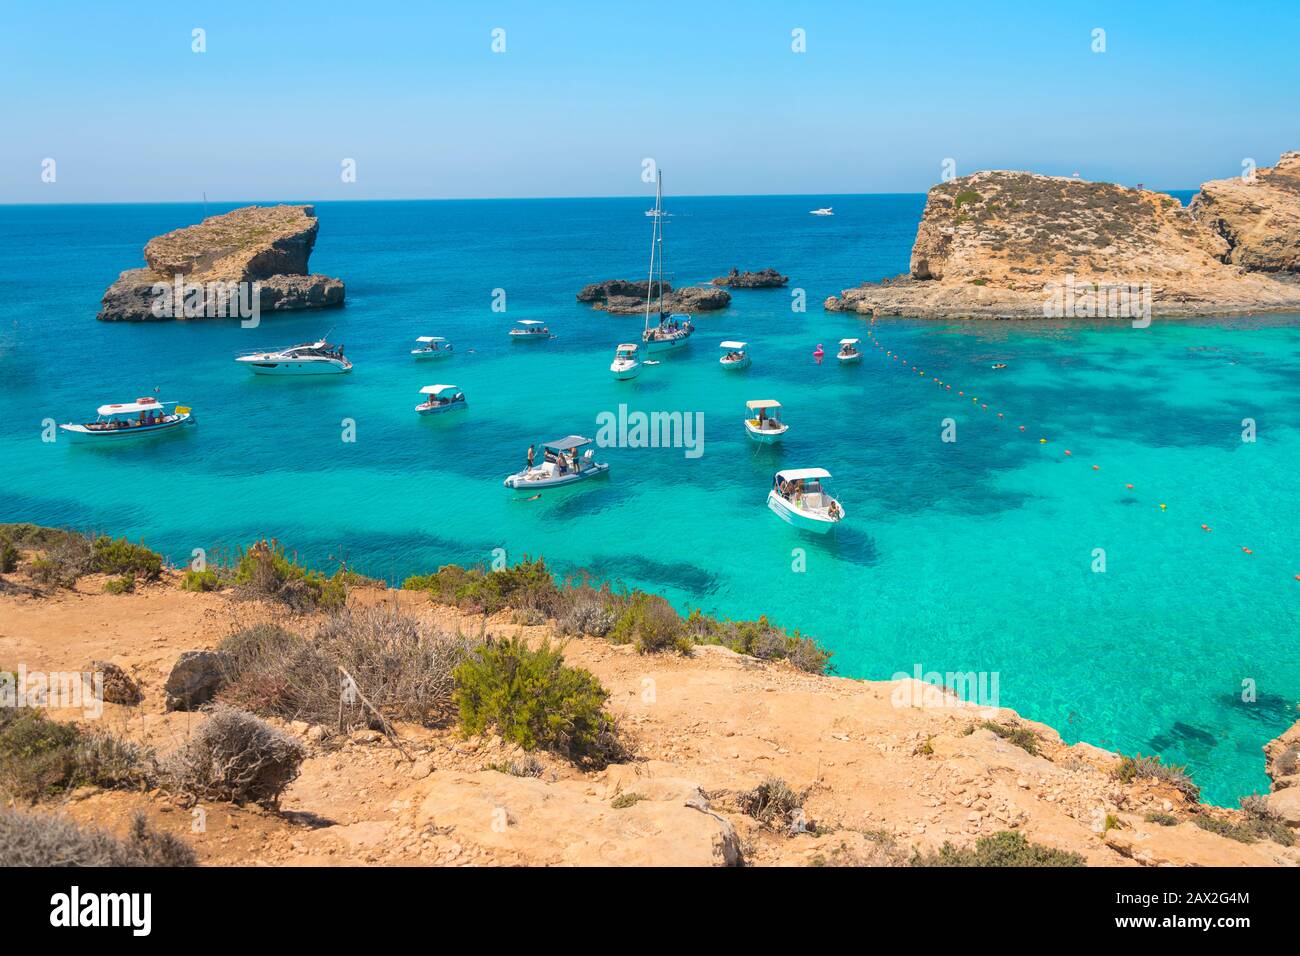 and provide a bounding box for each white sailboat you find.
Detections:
[641,170,693,355]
